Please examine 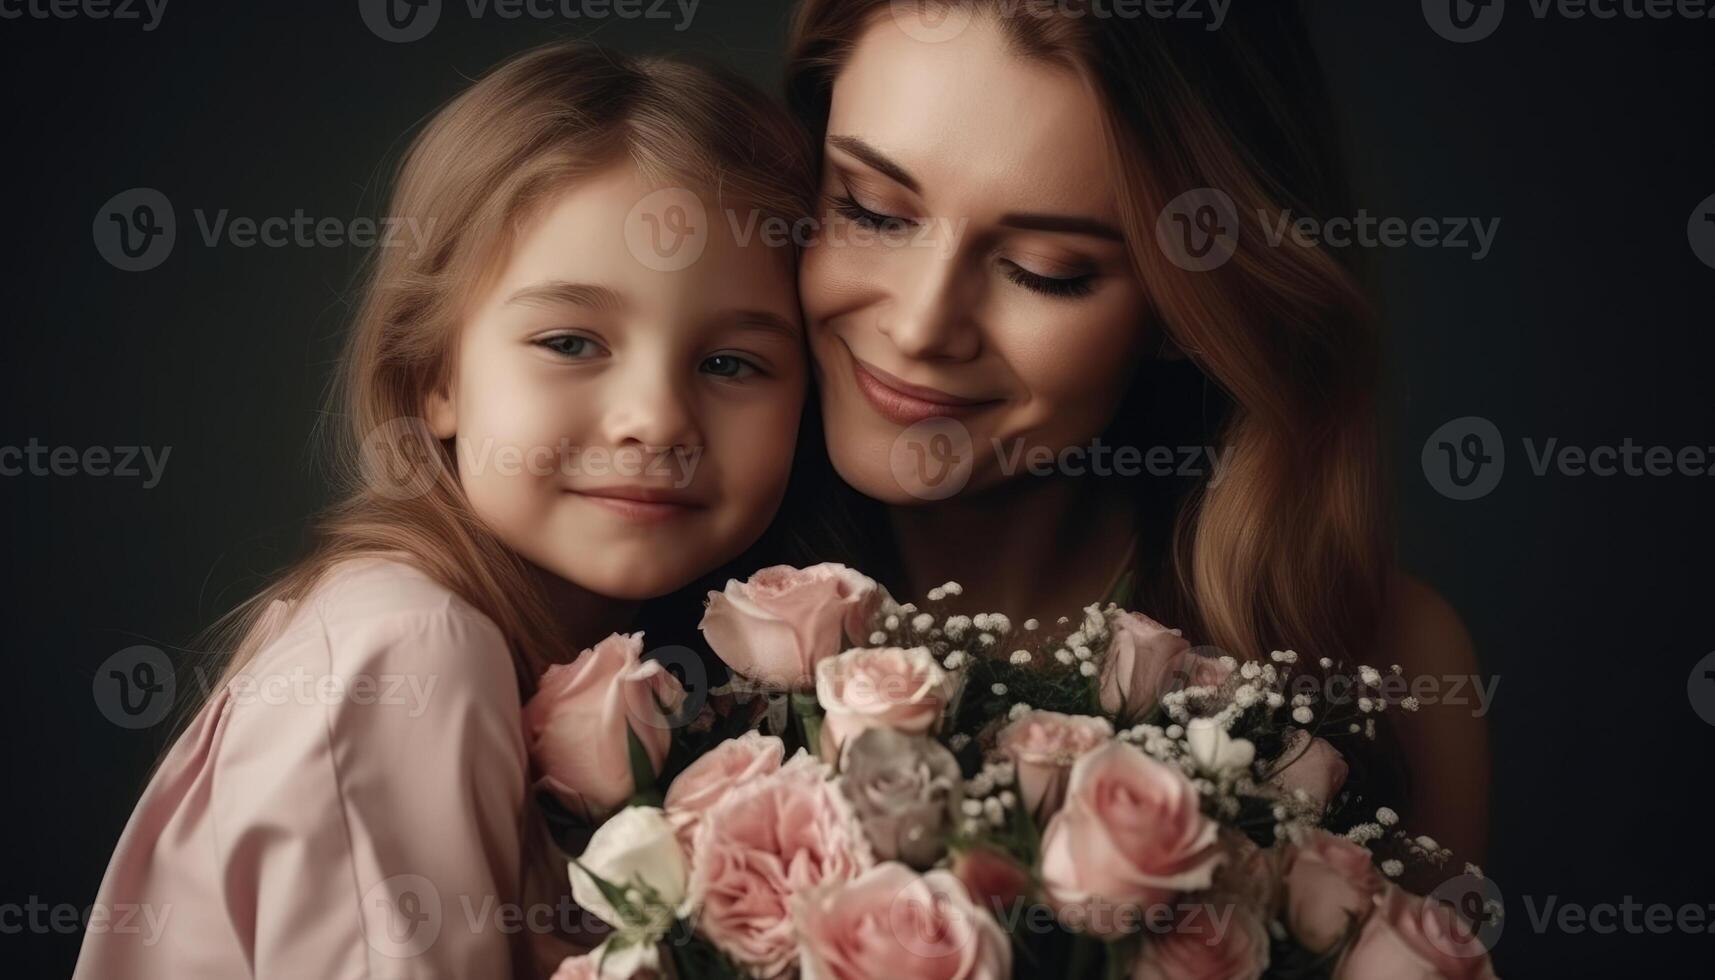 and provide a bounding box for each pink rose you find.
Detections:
[1337,886,1498,980]
[525,633,686,822]
[1099,610,1192,721]
[816,646,950,762]
[994,711,1113,822]
[548,951,601,980]
[662,730,784,852]
[687,750,875,976]
[1283,830,1382,952]
[1270,730,1349,811]
[793,862,1012,980]
[1210,831,1287,918]
[951,847,1033,918]
[700,564,881,690]
[550,950,660,980]
[1130,900,1270,980]
[1039,741,1223,937]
